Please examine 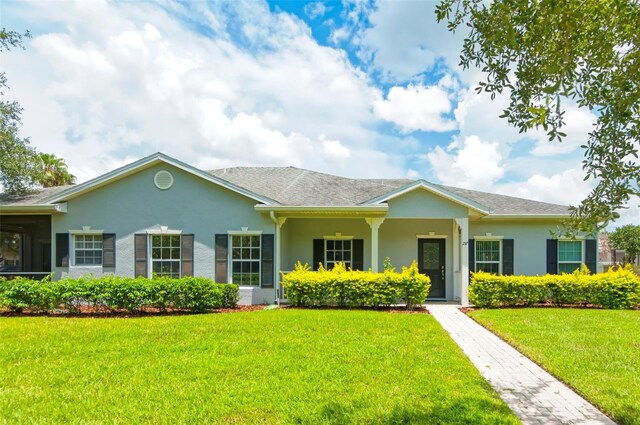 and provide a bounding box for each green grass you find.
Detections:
[0,310,518,424]
[470,308,640,425]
